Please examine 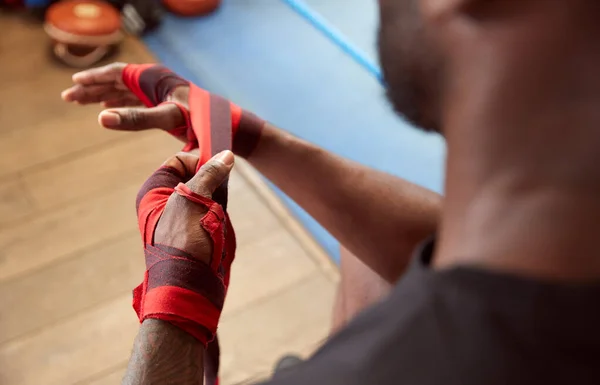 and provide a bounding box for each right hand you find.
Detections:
[138,150,236,268]
[133,150,237,345]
